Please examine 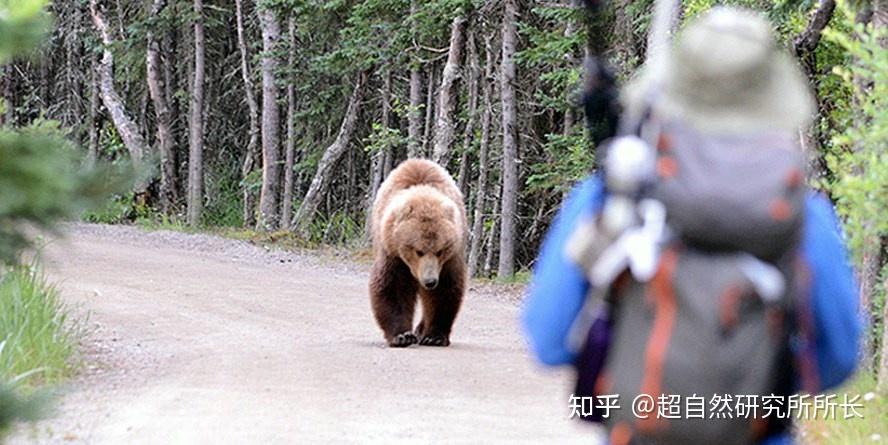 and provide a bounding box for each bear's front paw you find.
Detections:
[419,335,450,347]
[388,331,418,348]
